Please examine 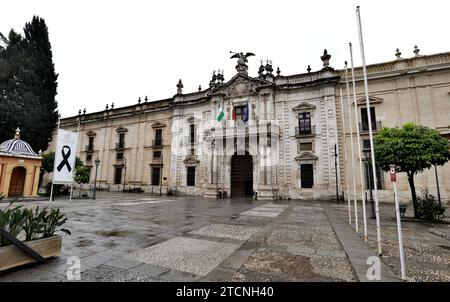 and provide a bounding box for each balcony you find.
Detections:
[152,138,164,147]
[295,125,316,138]
[115,142,125,150]
[85,145,94,152]
[359,121,382,132]
[205,122,281,140]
